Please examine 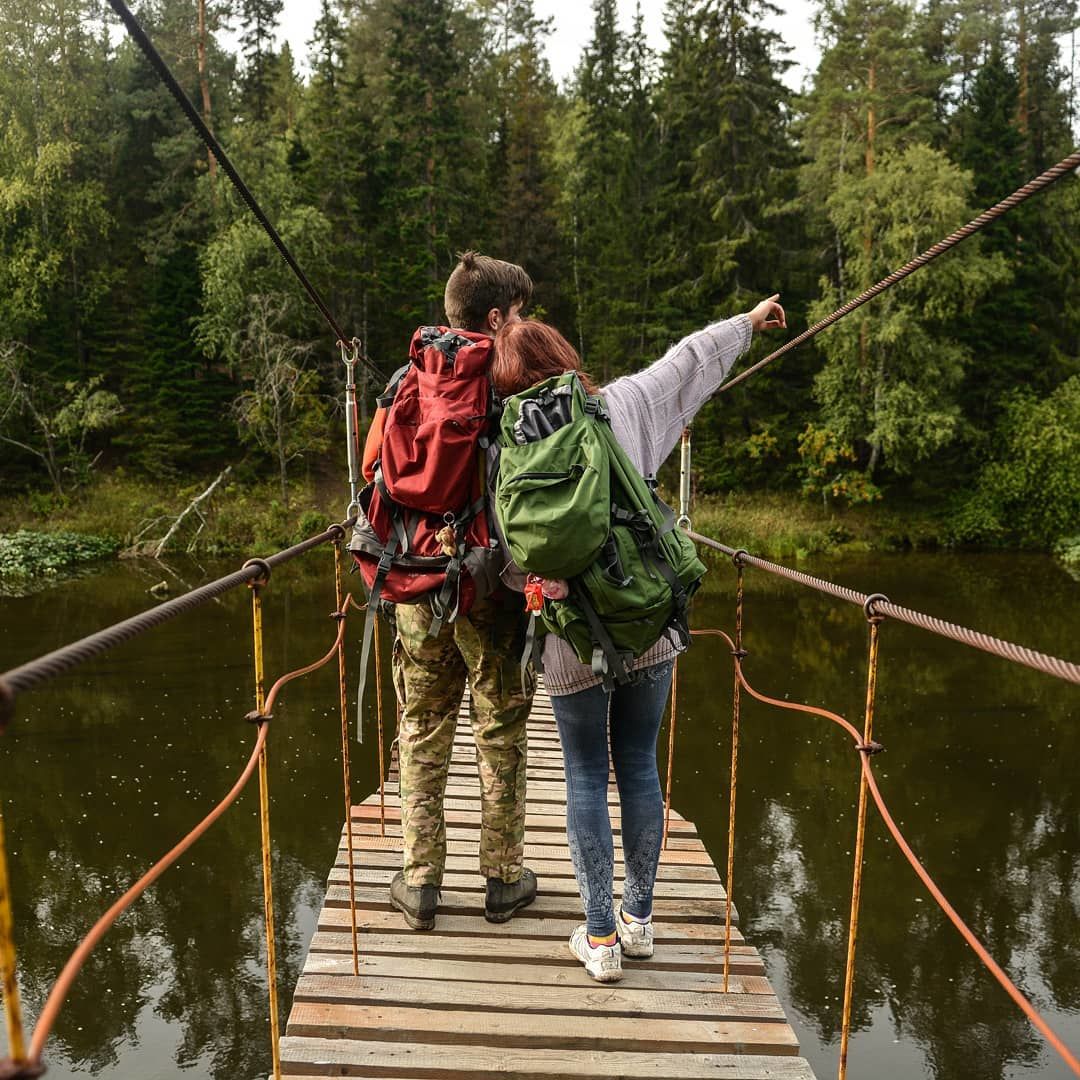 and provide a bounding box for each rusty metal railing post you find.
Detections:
[661,660,679,850]
[723,553,748,991]
[837,594,887,1080]
[0,802,28,1070]
[332,541,361,975]
[246,565,281,1080]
